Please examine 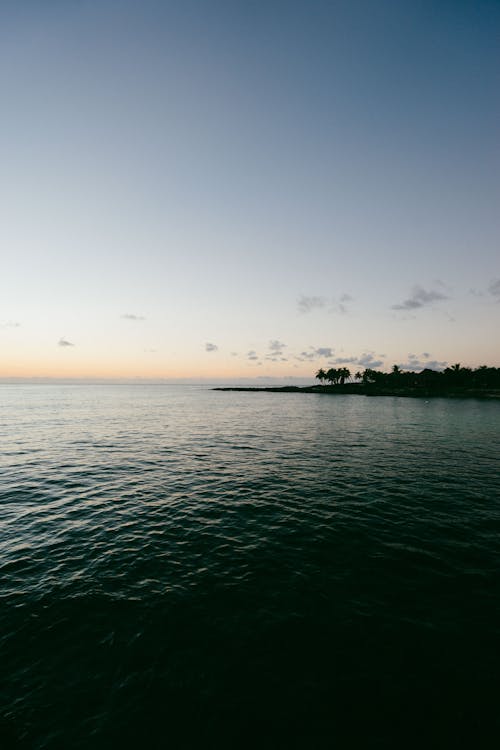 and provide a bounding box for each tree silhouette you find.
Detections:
[315,368,327,385]
[326,368,339,385]
[361,368,377,384]
[313,363,500,392]
[338,367,351,384]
